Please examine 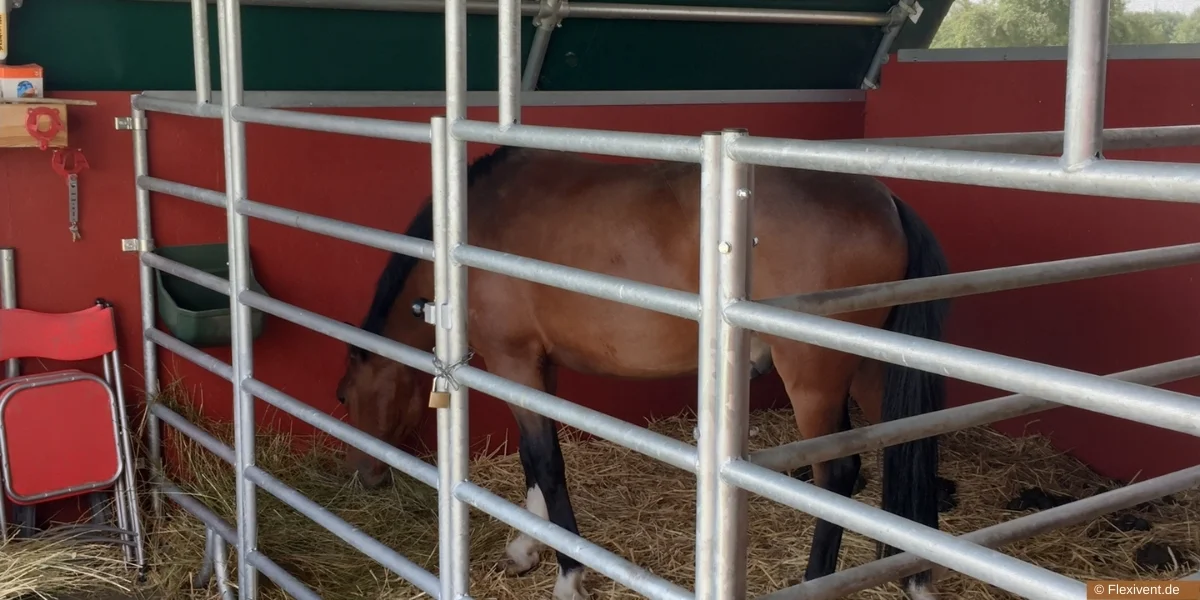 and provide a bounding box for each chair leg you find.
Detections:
[87,491,113,526]
[13,504,35,539]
